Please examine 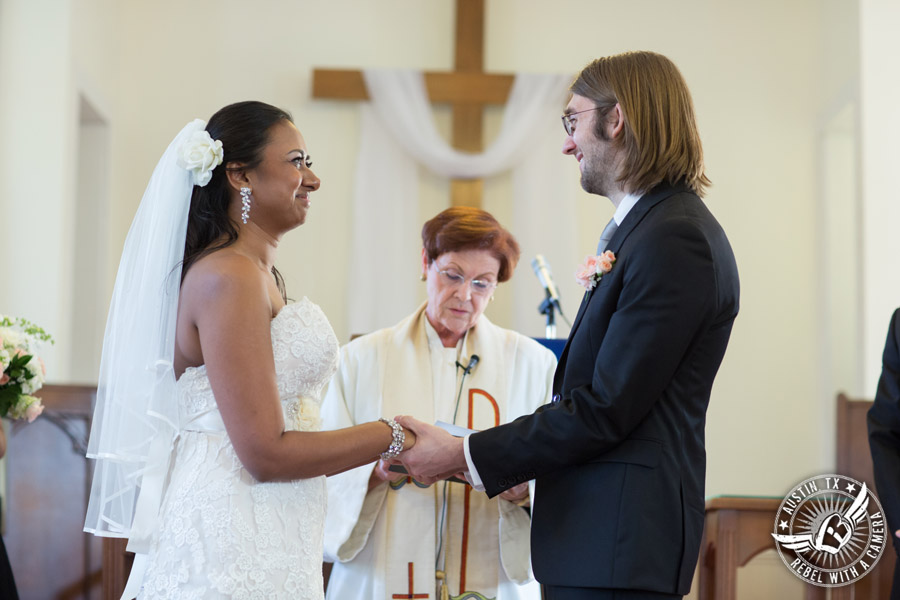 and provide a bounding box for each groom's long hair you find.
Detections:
[571,51,710,197]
